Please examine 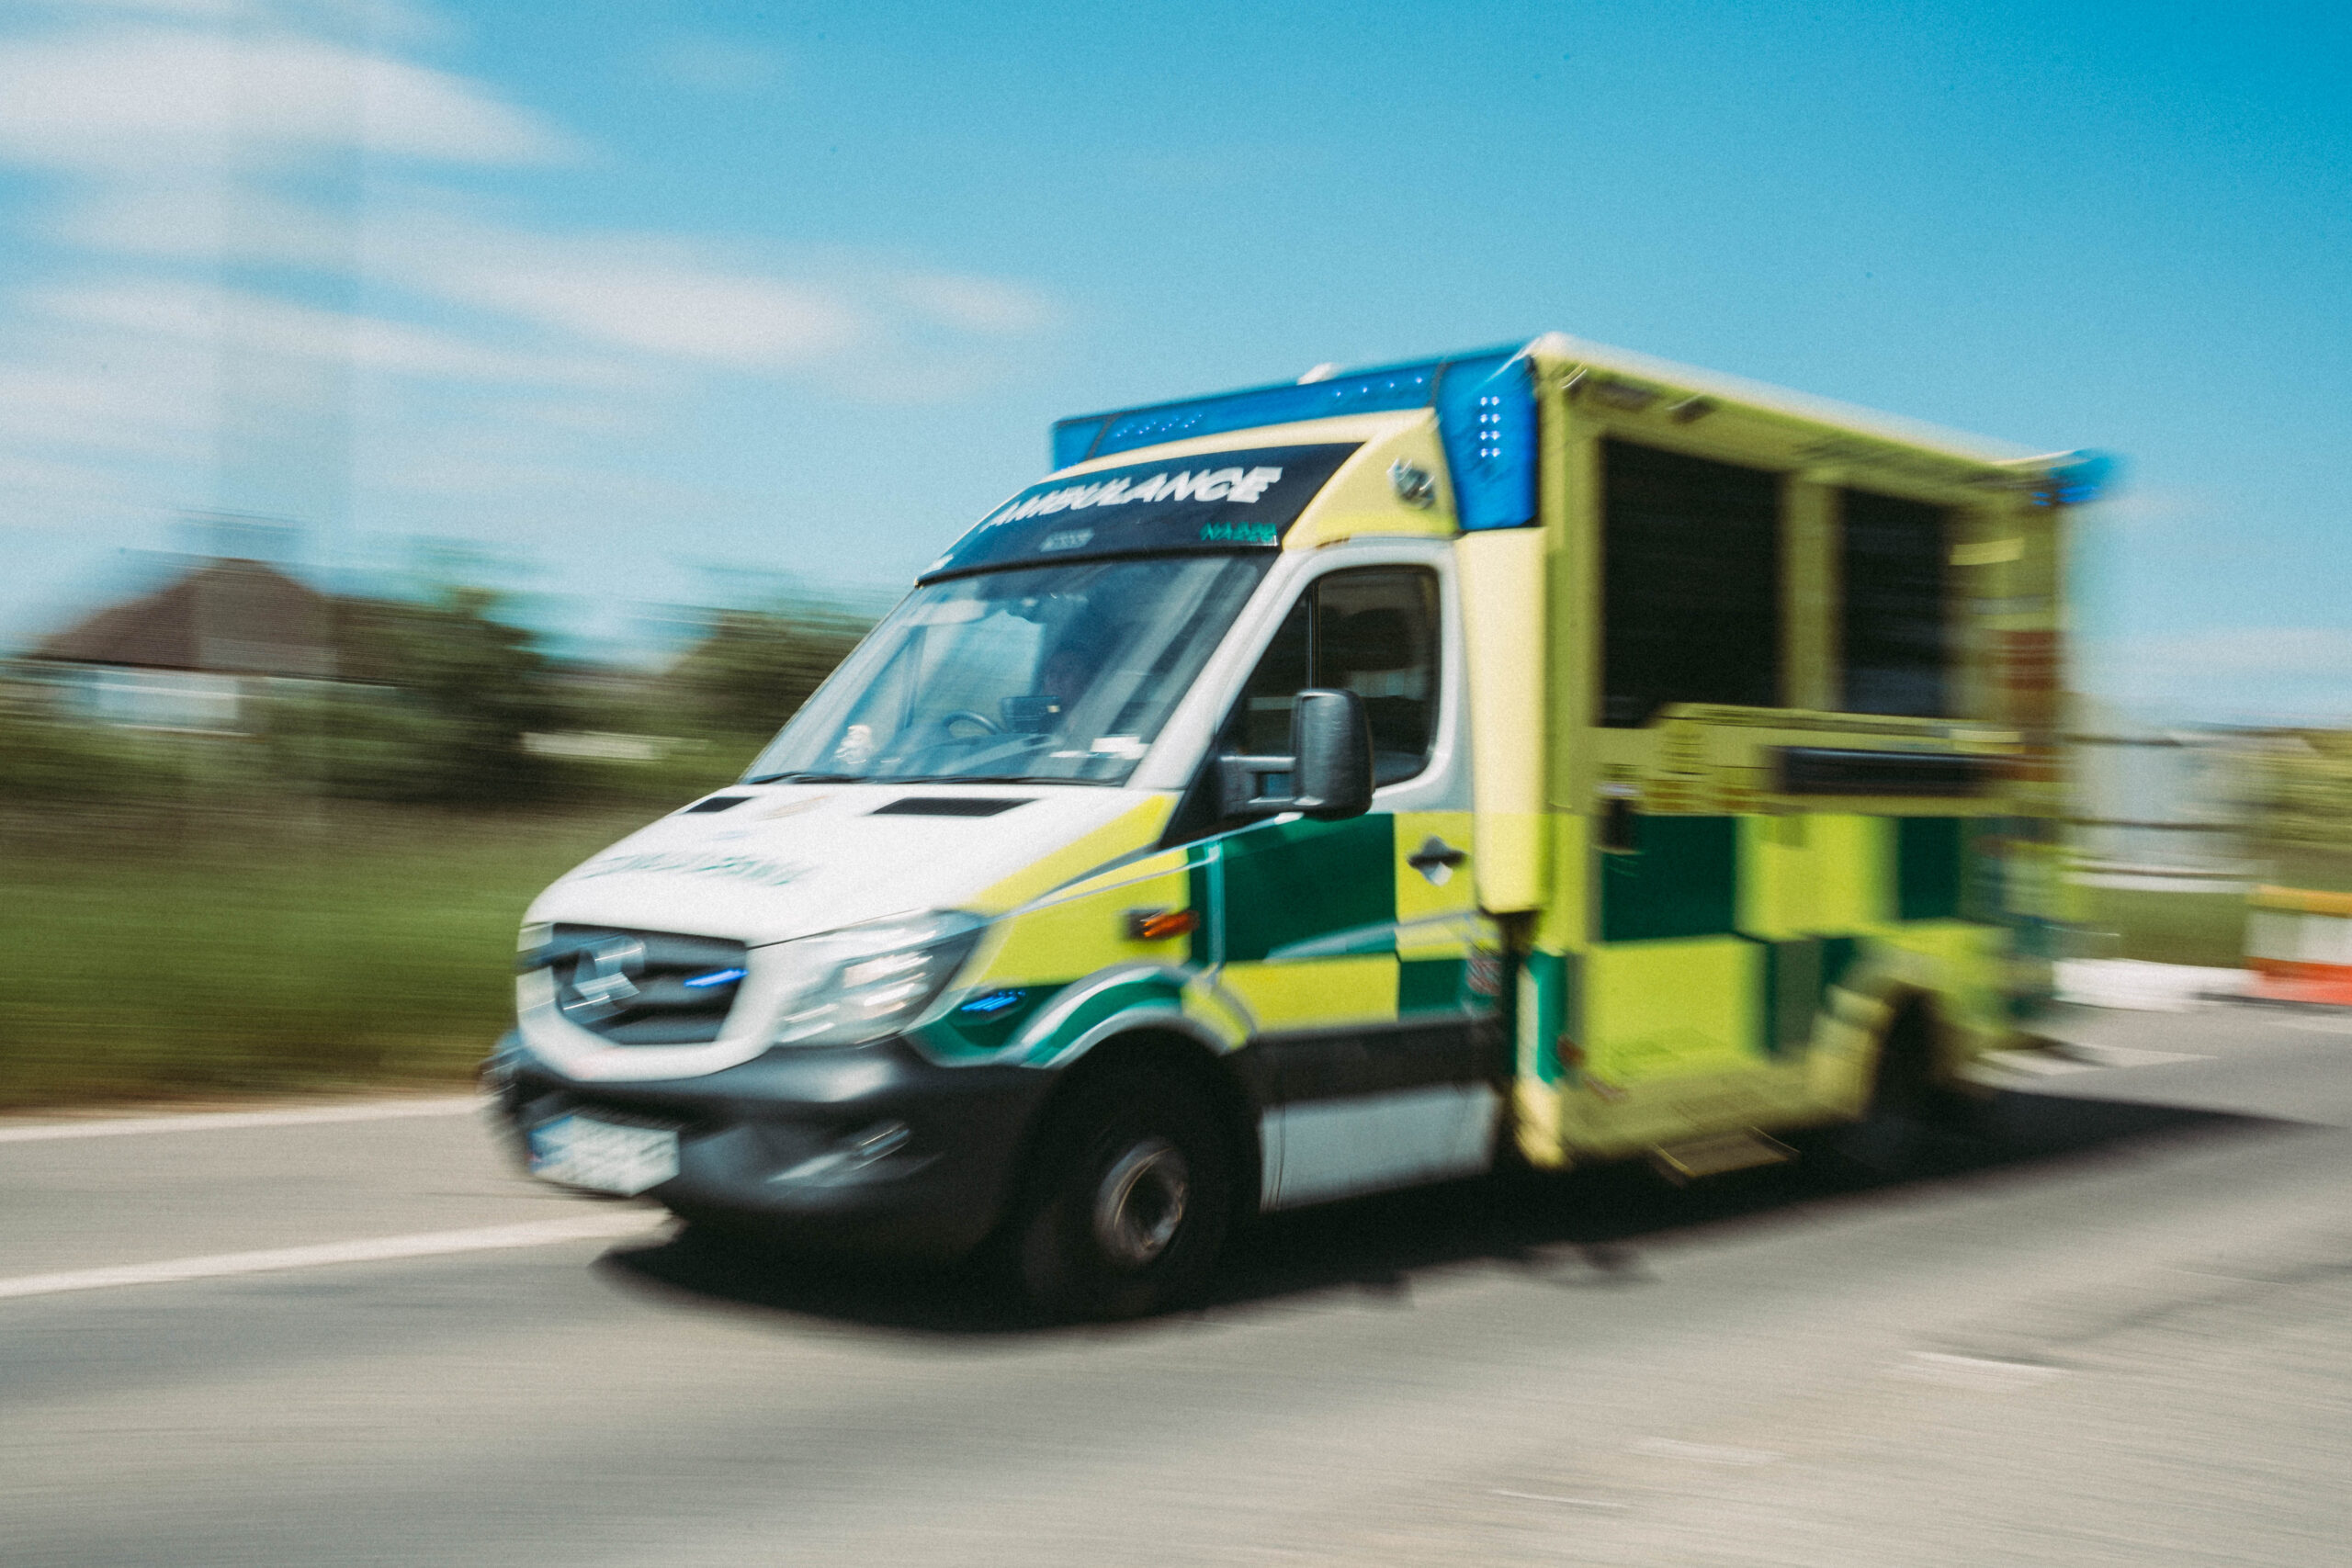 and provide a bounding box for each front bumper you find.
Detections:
[488,1032,1055,1263]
